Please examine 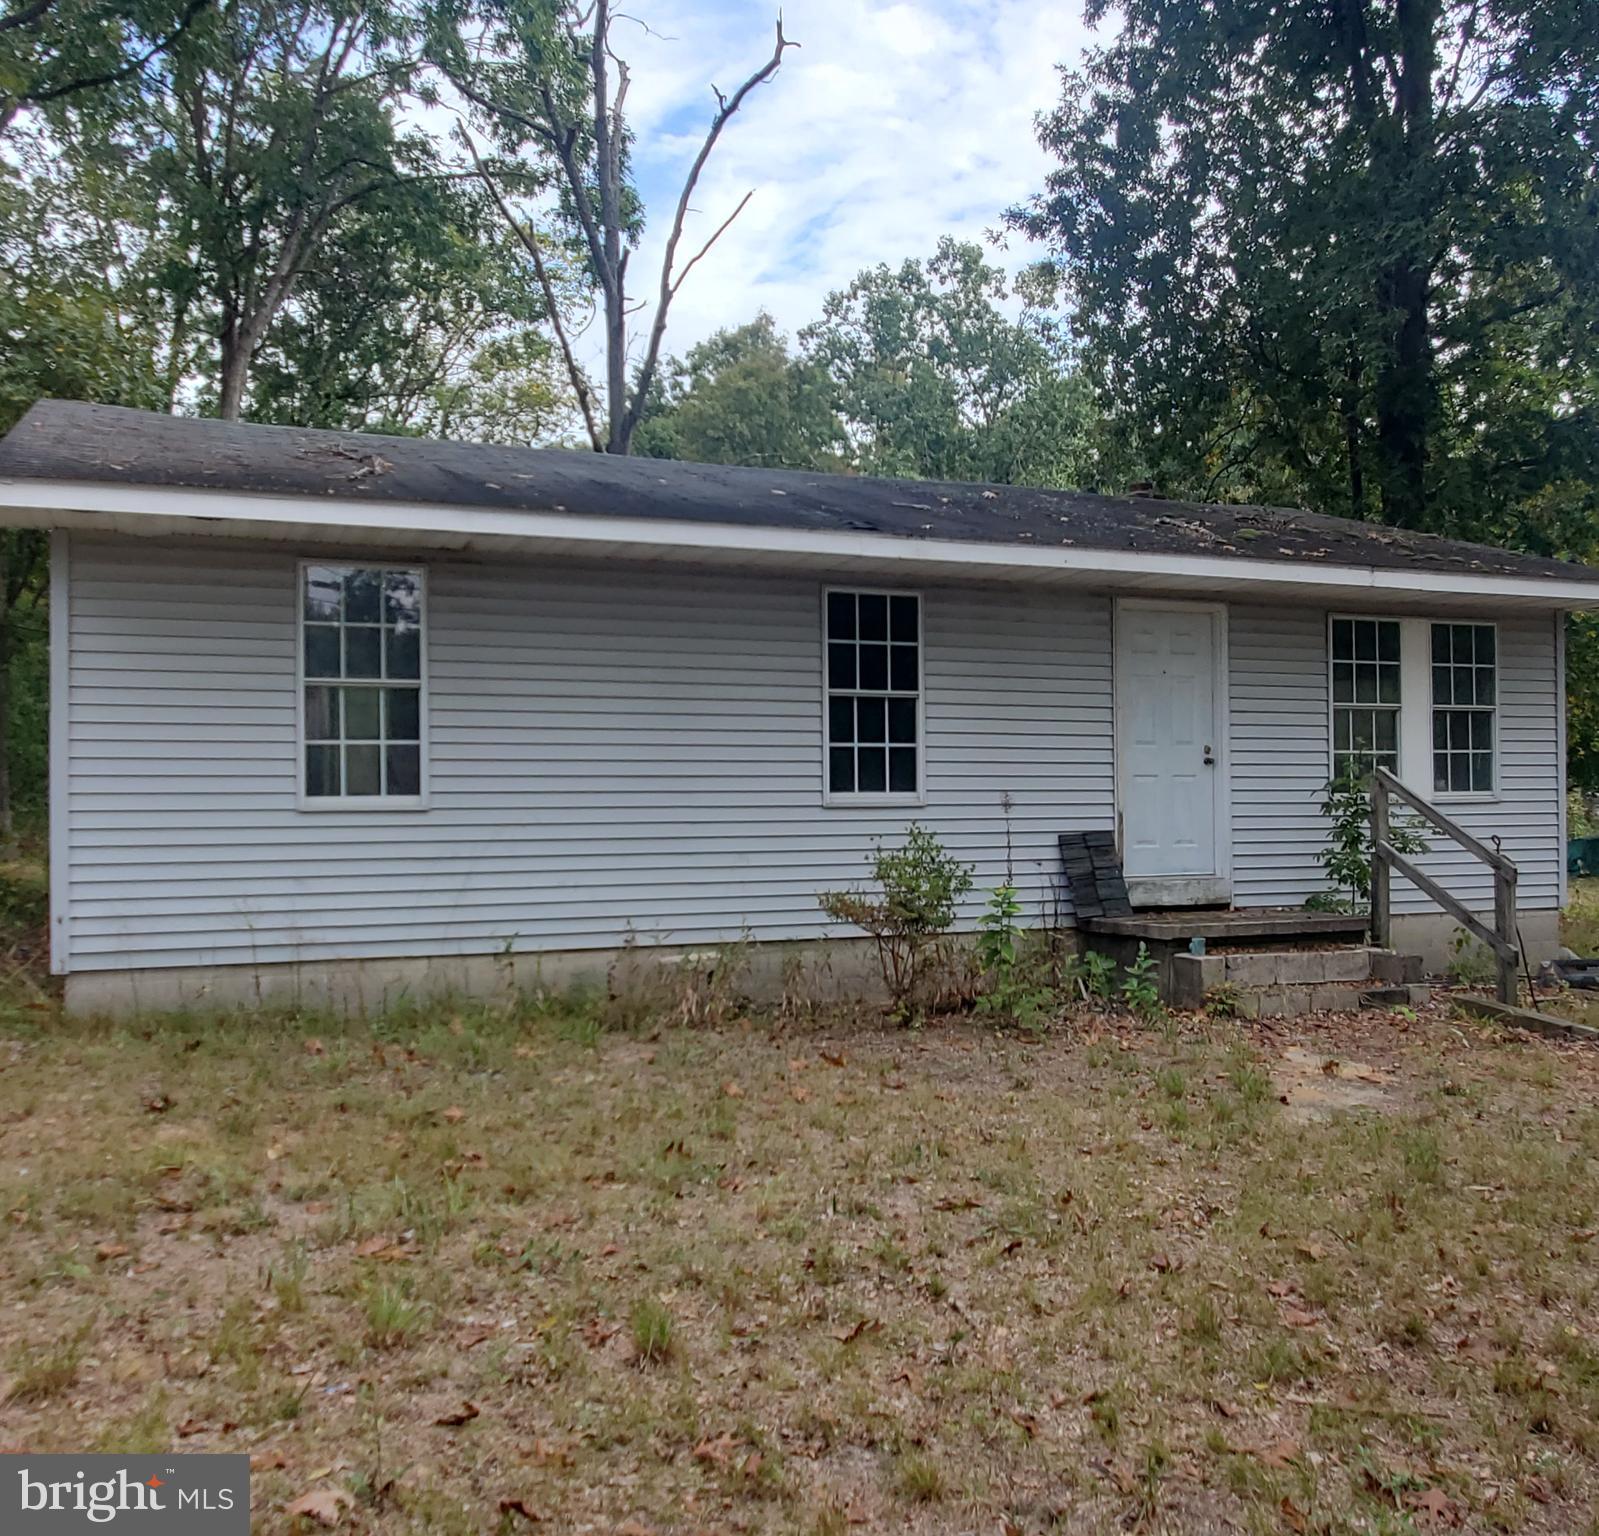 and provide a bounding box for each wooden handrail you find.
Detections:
[1369,767,1519,1005]
[1373,768,1515,873]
